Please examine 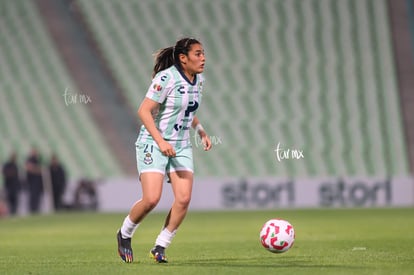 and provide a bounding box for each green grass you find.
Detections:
[0,208,413,274]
